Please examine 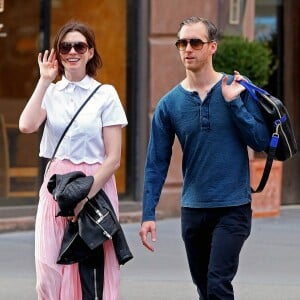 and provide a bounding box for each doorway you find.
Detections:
[0,0,128,205]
